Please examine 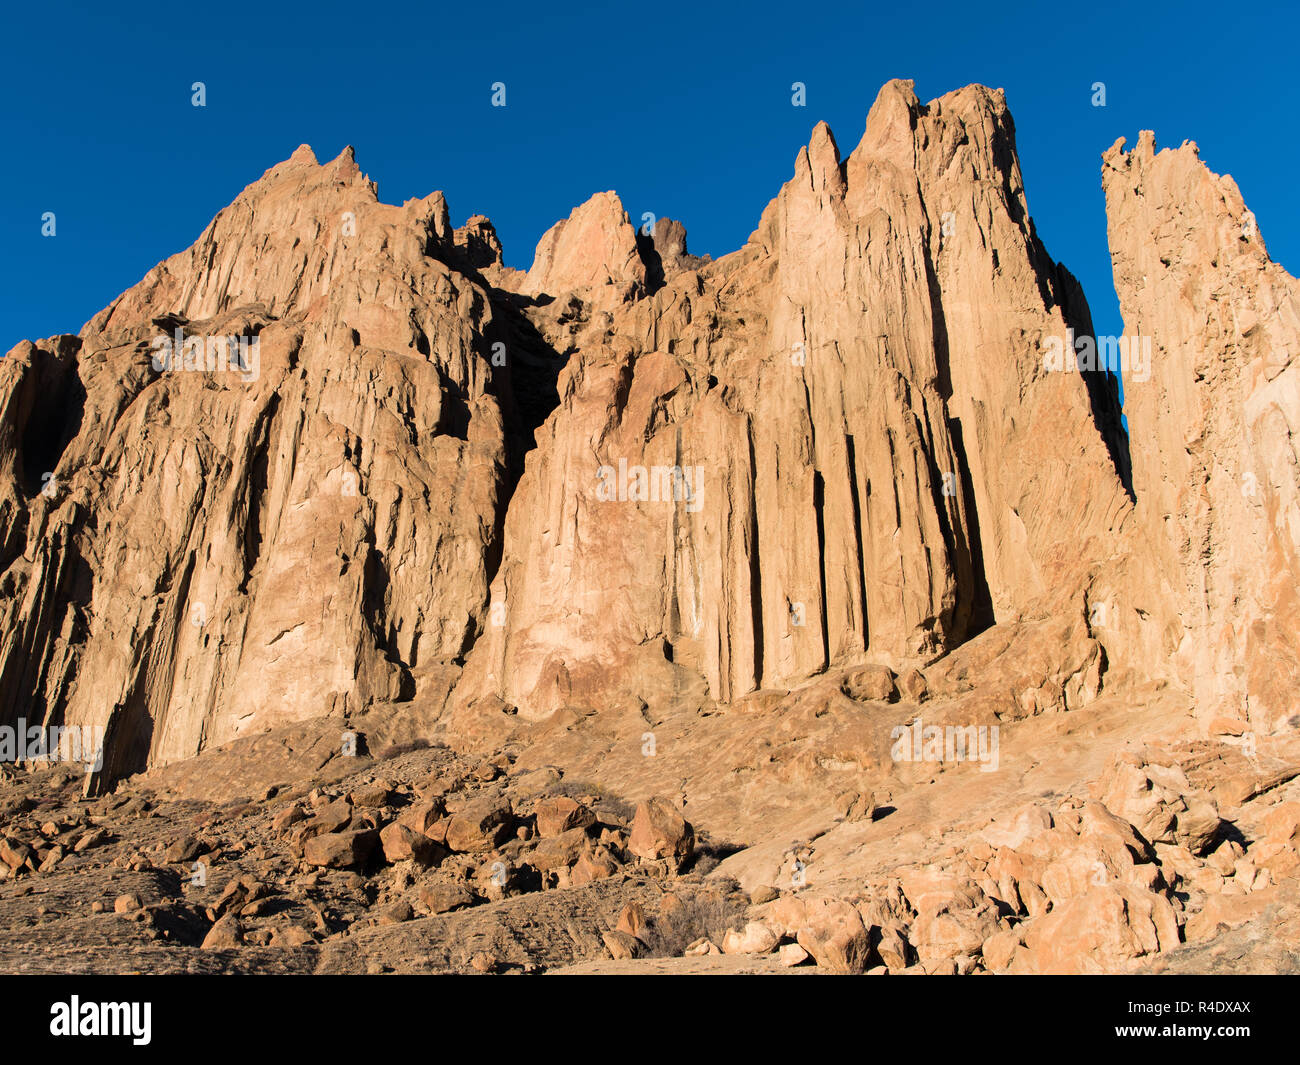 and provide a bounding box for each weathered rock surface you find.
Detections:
[1102,131,1300,735]
[458,80,1131,724]
[0,78,1297,977]
[0,144,516,787]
